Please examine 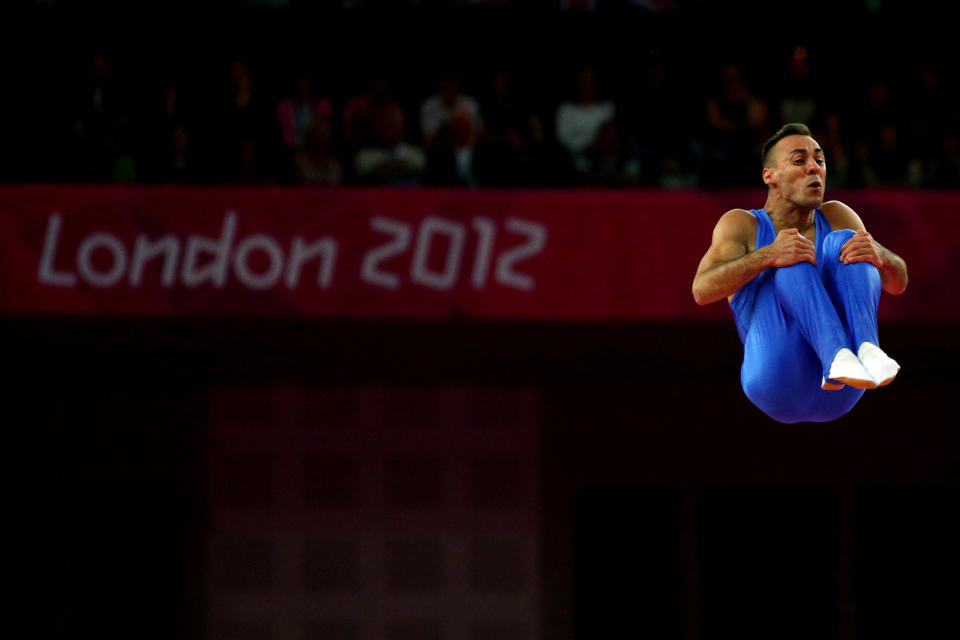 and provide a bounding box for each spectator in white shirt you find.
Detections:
[555,67,615,174]
[420,71,483,147]
[354,108,426,185]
